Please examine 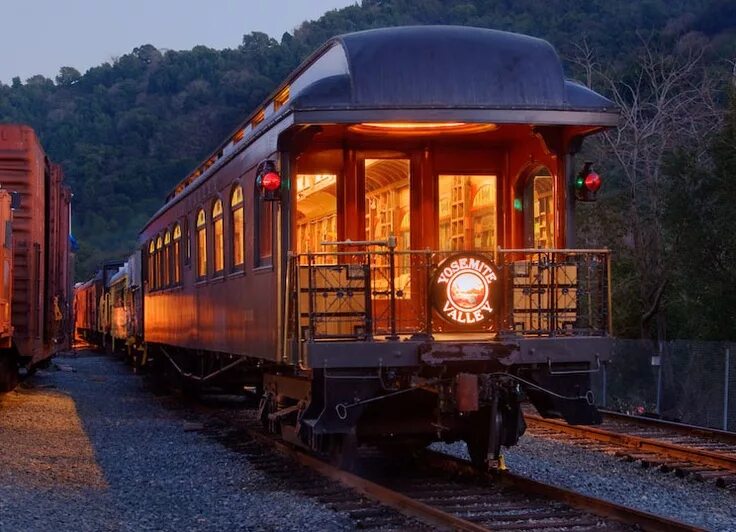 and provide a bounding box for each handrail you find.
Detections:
[320,236,396,248]
[499,248,610,254]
